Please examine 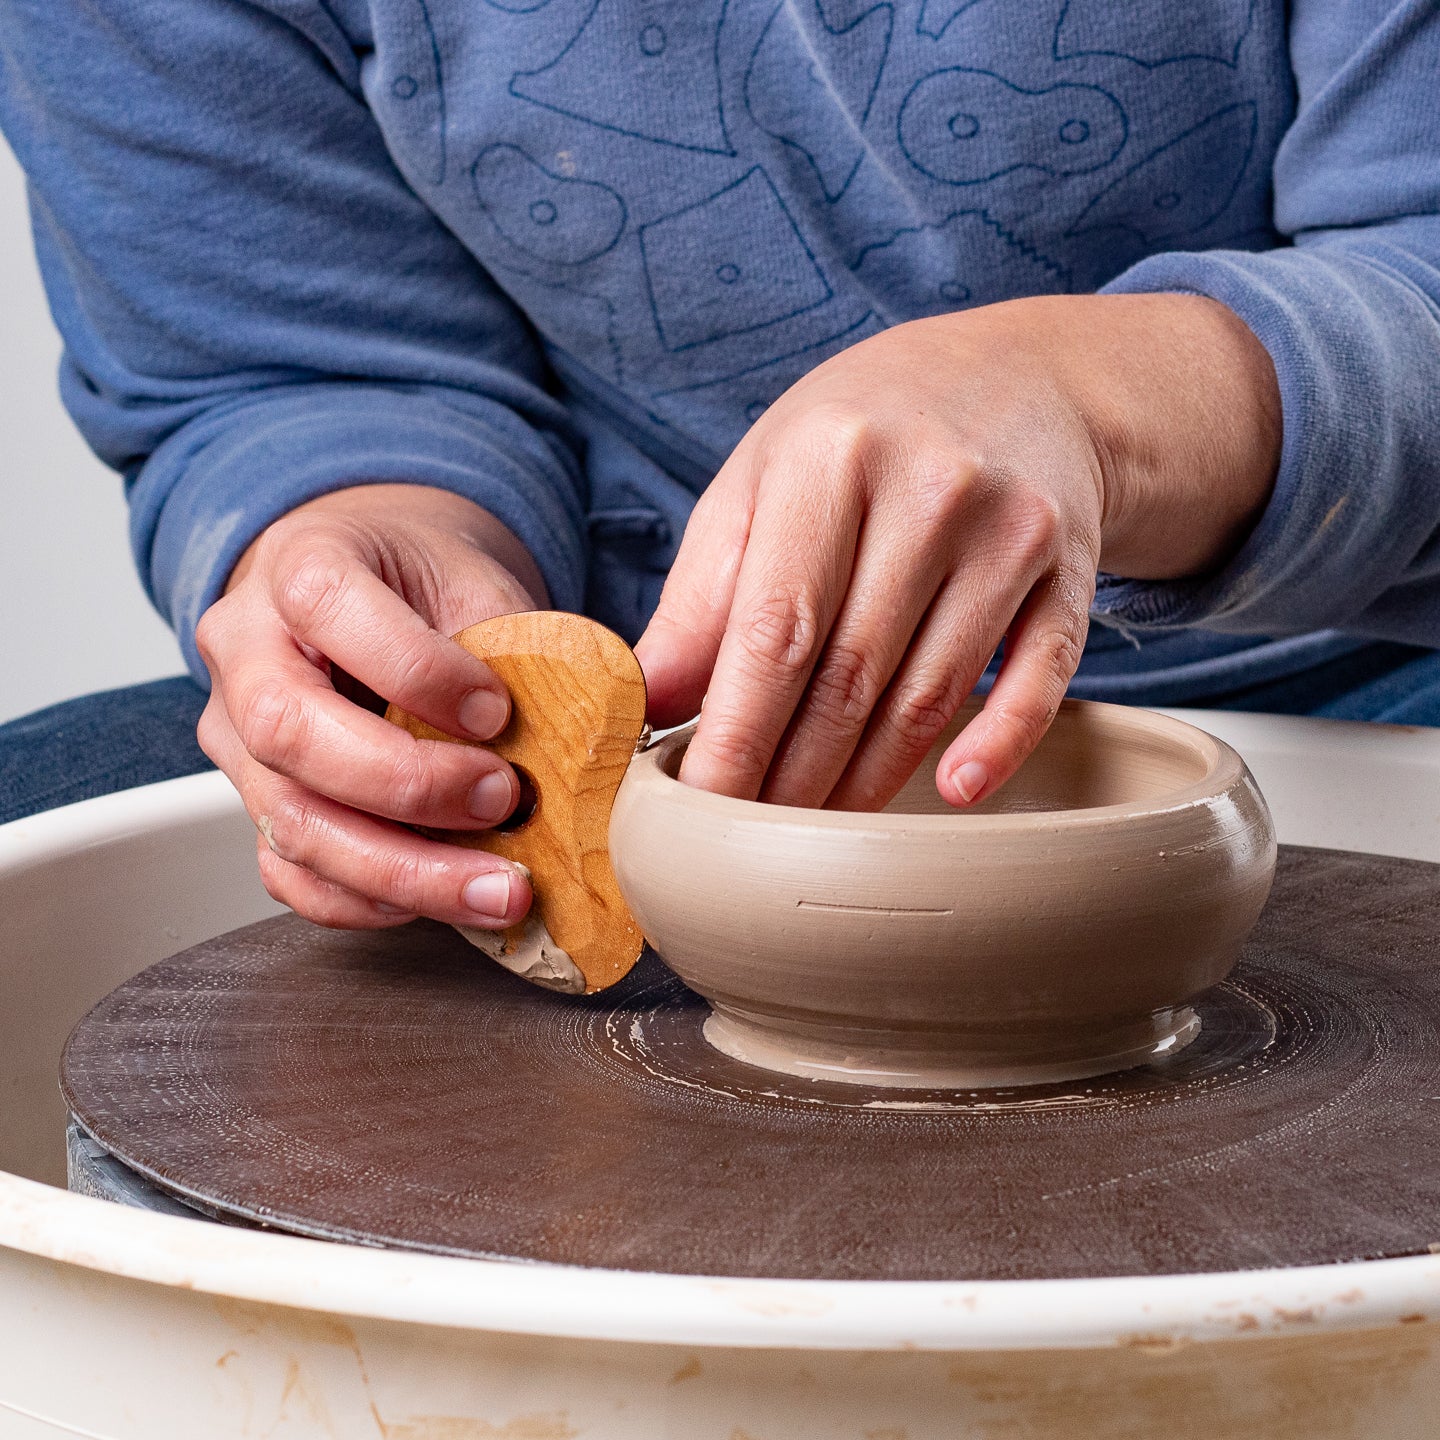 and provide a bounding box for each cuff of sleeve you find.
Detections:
[129,384,587,683]
[1093,243,1428,635]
